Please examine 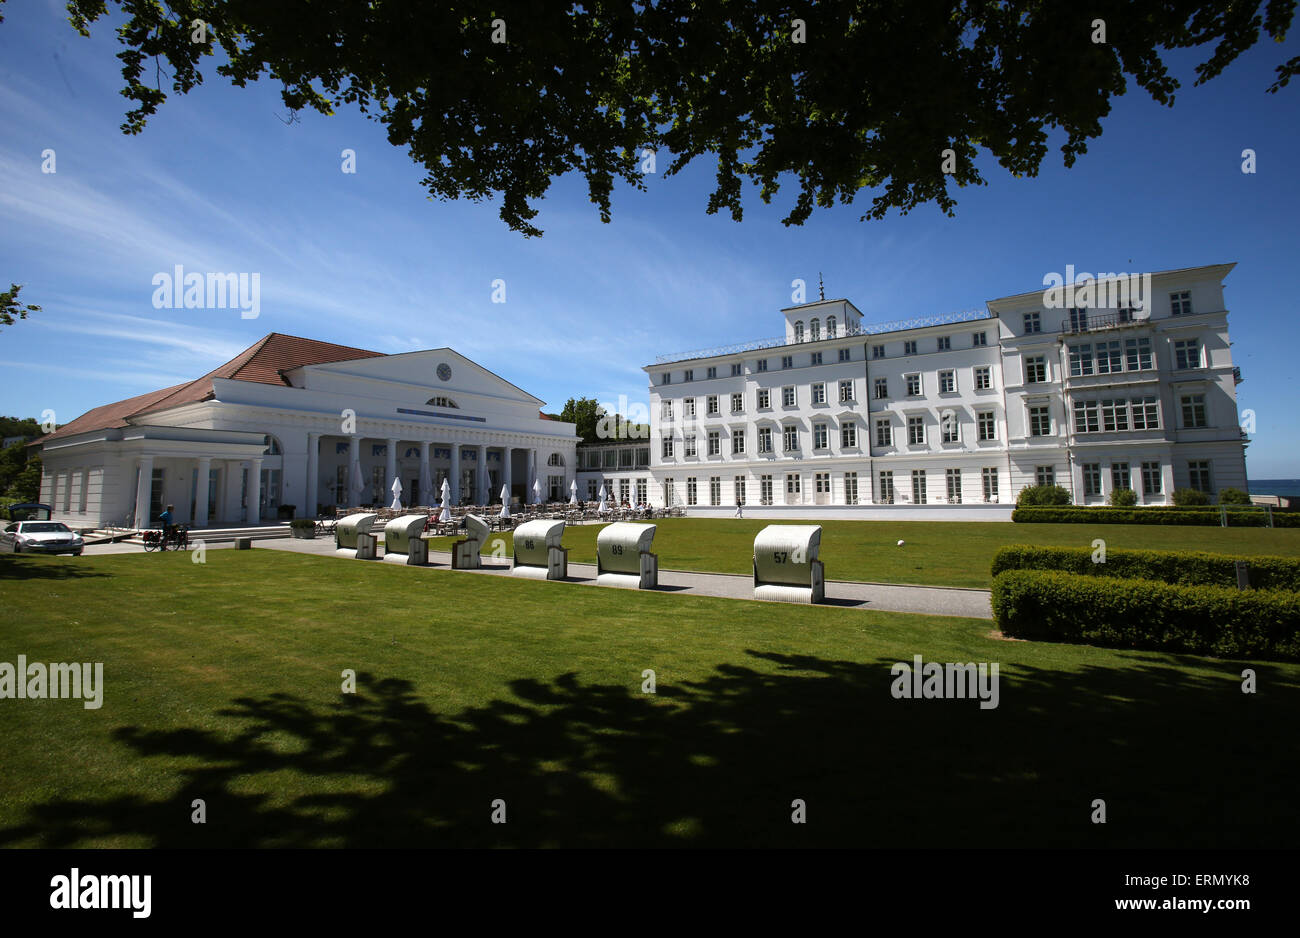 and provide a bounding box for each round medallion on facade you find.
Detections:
[437,363,452,381]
